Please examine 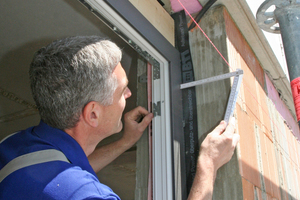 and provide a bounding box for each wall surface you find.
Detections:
[224,6,300,199]
[188,5,300,200]
[129,0,175,46]
[190,5,244,200]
